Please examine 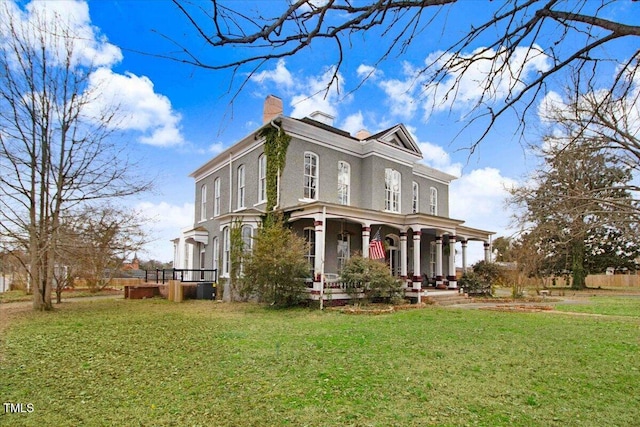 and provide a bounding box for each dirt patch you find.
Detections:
[480,305,555,313]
